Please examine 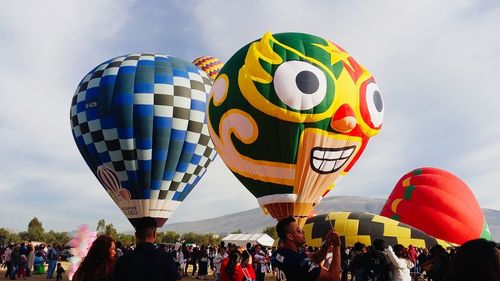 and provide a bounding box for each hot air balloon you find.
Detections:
[70,53,219,228]
[207,32,384,226]
[304,212,452,249]
[193,56,224,80]
[380,167,492,245]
